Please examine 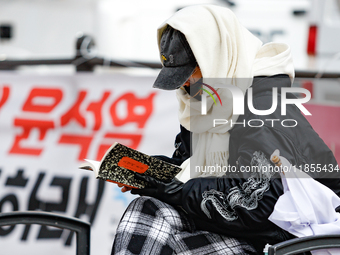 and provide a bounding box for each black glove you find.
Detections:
[131,173,184,206]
